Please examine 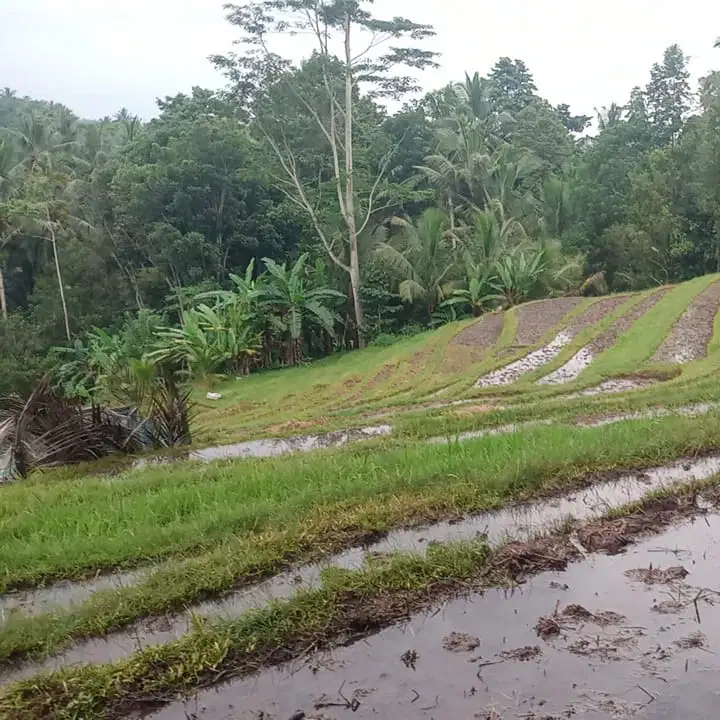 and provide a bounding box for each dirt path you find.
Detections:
[146,493,720,720]
[540,289,670,385]
[653,280,720,364]
[514,297,583,346]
